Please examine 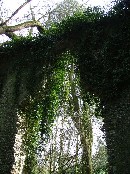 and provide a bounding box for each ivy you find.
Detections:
[0,2,130,172]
